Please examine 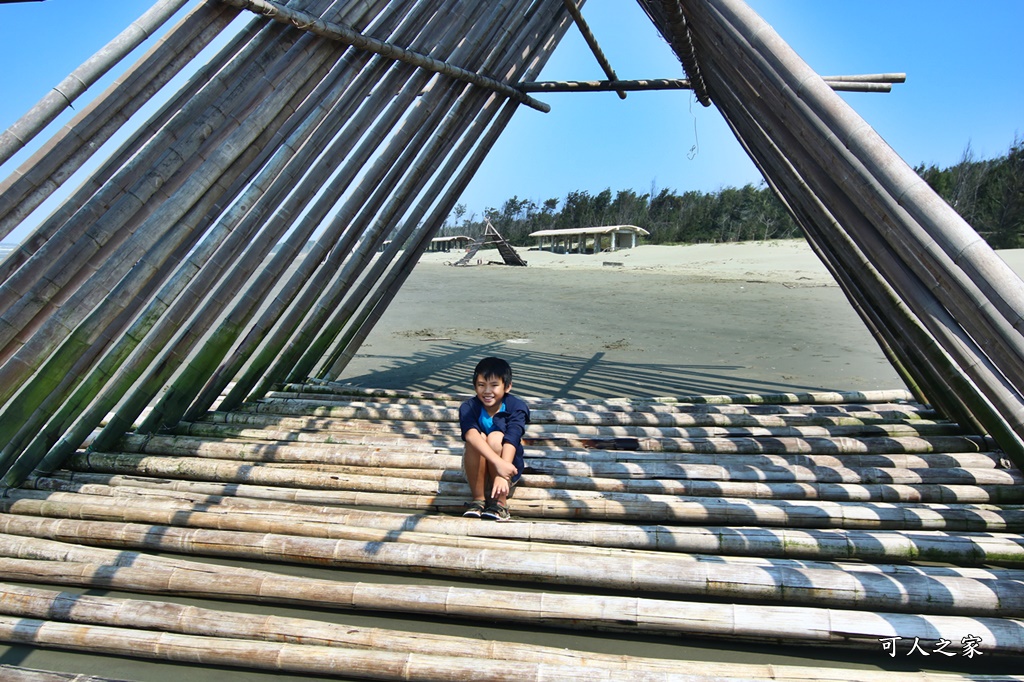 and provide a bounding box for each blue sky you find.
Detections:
[1,0,1022,232]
